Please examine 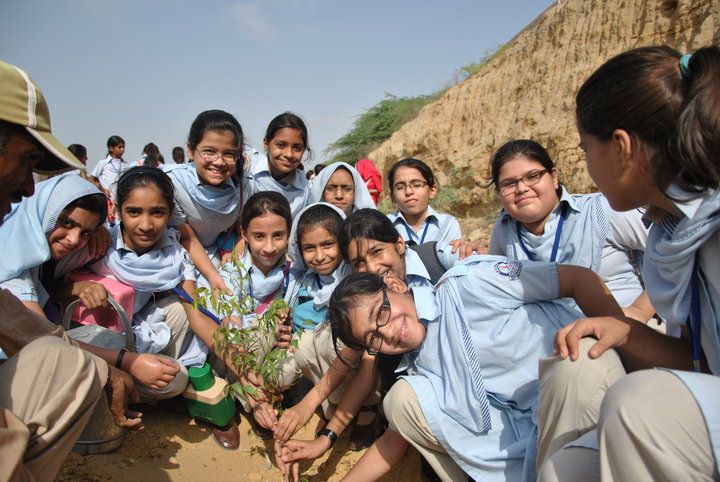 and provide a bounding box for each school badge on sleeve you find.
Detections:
[494,260,522,280]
